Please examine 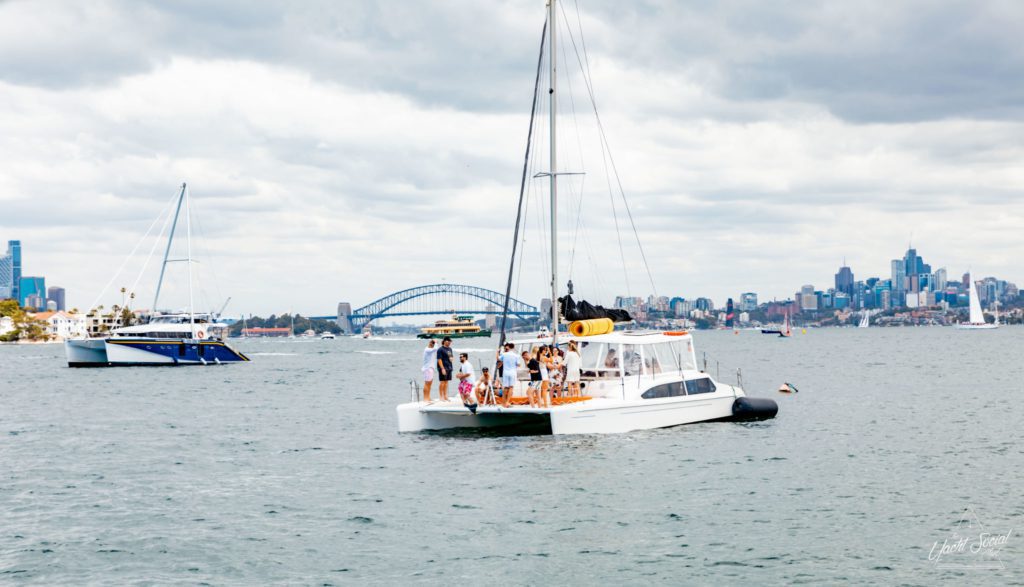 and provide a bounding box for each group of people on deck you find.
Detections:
[420,337,584,411]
